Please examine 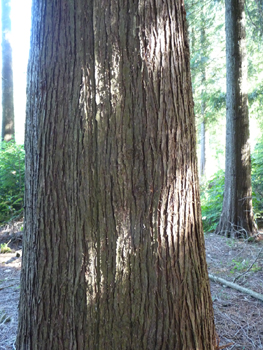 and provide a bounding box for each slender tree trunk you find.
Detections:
[17,1,217,349]
[215,0,256,238]
[1,0,15,141]
[200,117,206,178]
[200,8,206,181]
